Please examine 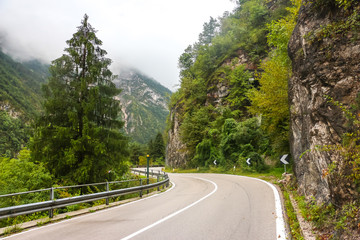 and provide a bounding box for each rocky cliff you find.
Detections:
[288,1,360,203]
[166,52,253,168]
[166,105,189,167]
[113,69,171,144]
